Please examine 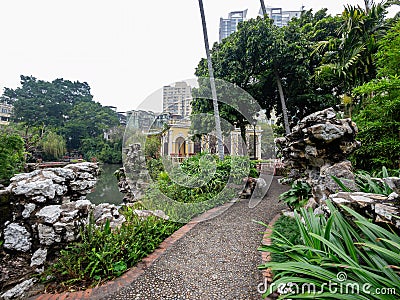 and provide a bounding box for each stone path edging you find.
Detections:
[29,200,237,300]
[260,212,282,300]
